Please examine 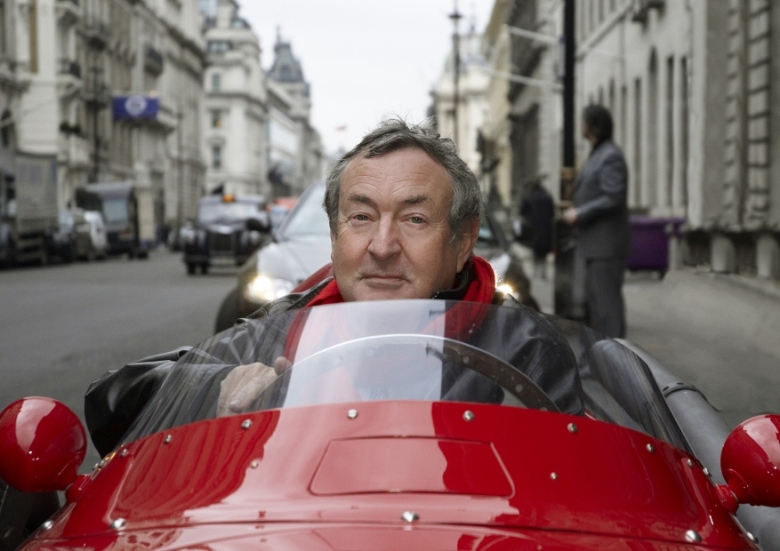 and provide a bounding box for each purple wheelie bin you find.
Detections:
[627,215,685,275]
